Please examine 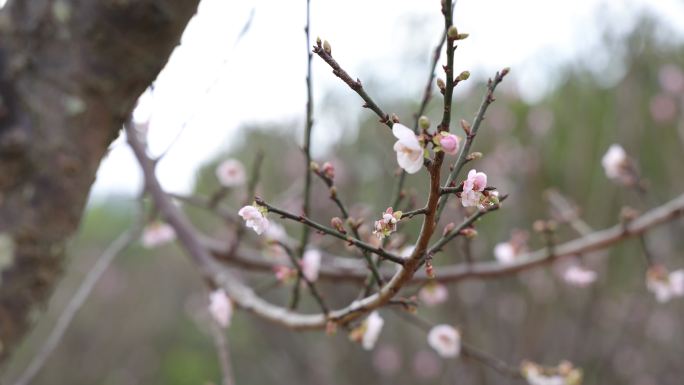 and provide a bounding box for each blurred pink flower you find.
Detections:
[215,159,246,187]
[494,242,517,264]
[658,64,684,95]
[392,123,423,174]
[362,311,384,350]
[301,249,321,282]
[141,222,176,248]
[209,289,233,328]
[427,324,461,358]
[373,345,401,376]
[418,282,449,306]
[412,350,442,380]
[646,267,684,303]
[562,264,597,287]
[238,205,269,235]
[601,144,628,181]
[649,93,677,124]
